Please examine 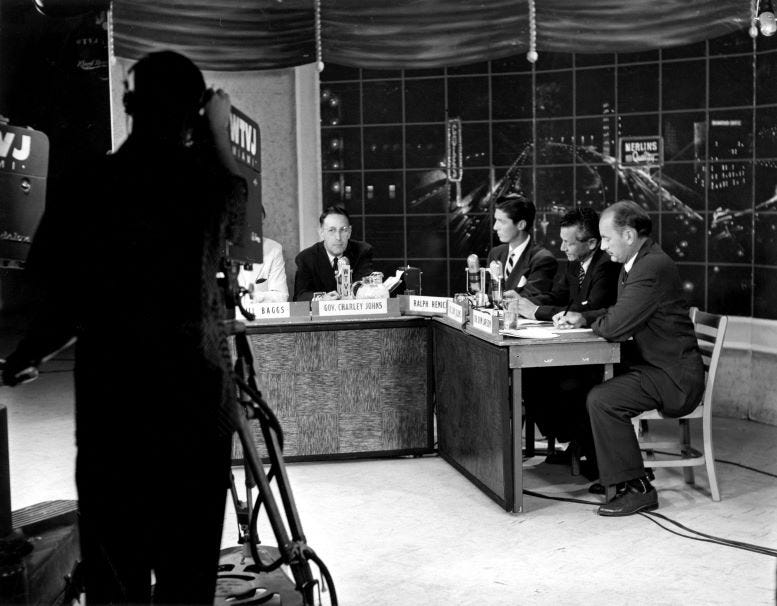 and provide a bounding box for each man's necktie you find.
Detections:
[577,263,586,286]
[332,256,339,273]
[505,251,516,277]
